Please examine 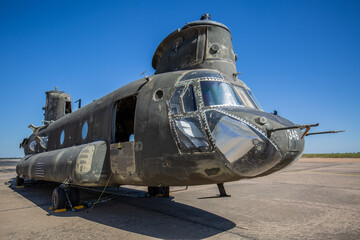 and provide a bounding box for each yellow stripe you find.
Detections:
[283,170,360,176]
[54,208,66,213]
